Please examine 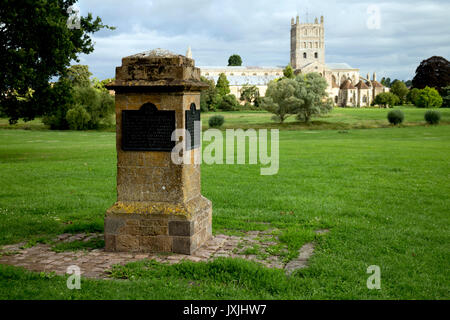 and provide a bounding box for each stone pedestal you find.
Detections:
[104,49,211,254]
